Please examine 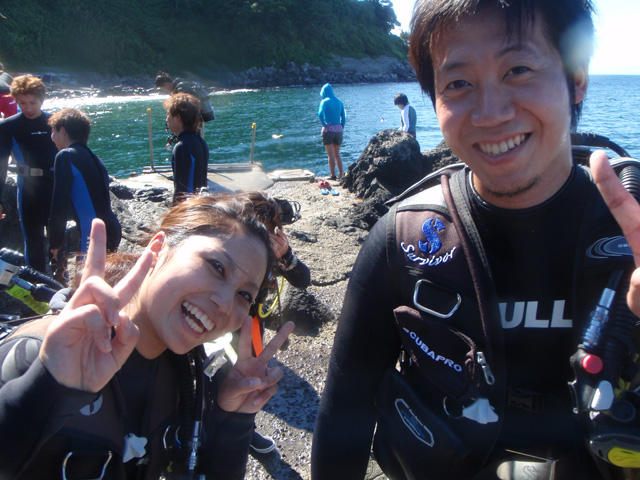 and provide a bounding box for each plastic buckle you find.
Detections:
[412,279,462,319]
[15,164,30,177]
[62,451,113,480]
